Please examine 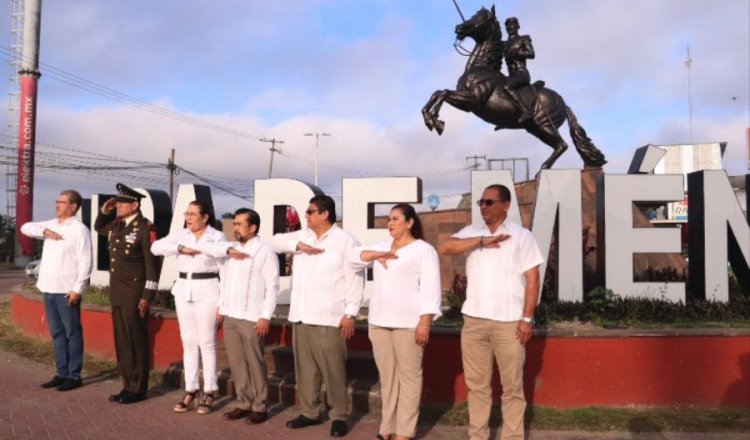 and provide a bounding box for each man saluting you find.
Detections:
[94,183,160,404]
